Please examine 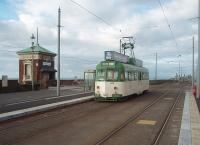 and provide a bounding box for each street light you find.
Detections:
[167,55,181,82]
[31,34,35,91]
[167,60,177,80]
[178,54,181,82]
